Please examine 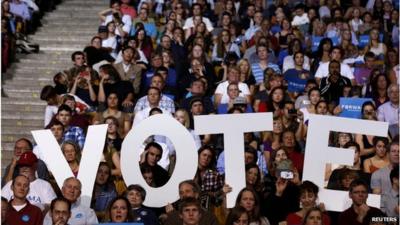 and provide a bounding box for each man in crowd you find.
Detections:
[380,165,399,218]
[181,79,215,115]
[133,87,172,126]
[163,180,218,225]
[377,84,399,137]
[214,66,251,106]
[315,46,356,85]
[2,138,49,187]
[44,177,98,225]
[134,74,175,114]
[49,197,72,225]
[56,105,86,149]
[140,142,170,187]
[5,175,43,225]
[179,197,203,225]
[2,151,56,212]
[113,46,143,96]
[319,60,352,105]
[338,179,386,225]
